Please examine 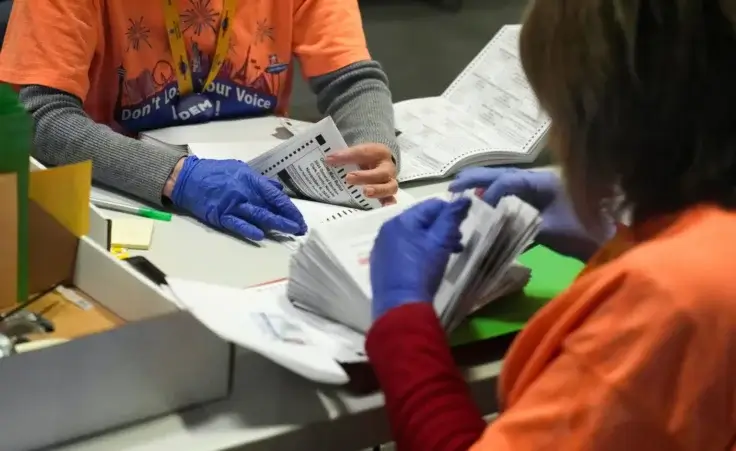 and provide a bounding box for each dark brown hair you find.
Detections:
[519,0,736,225]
